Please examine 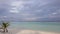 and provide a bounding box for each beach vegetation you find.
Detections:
[1,21,10,33]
